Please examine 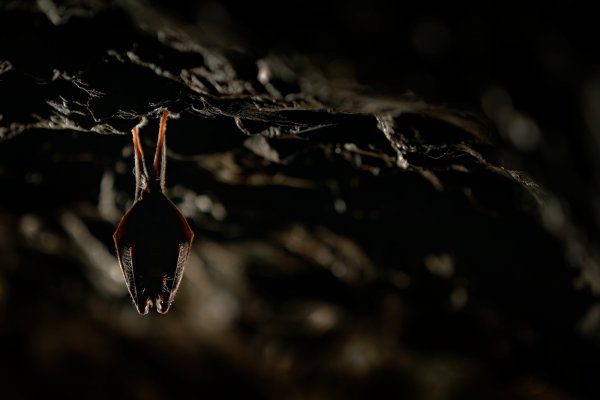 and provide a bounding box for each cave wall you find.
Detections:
[1,1,600,399]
